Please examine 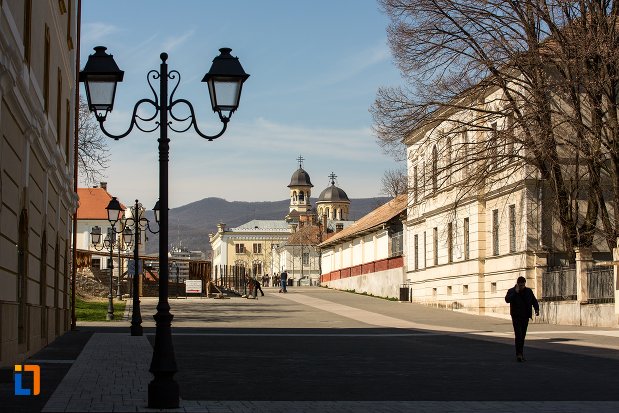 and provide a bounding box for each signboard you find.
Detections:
[185,280,202,294]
